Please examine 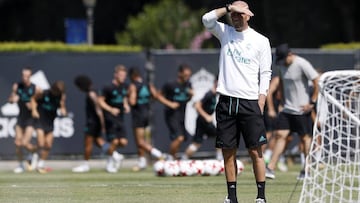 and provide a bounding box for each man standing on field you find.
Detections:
[265,44,319,181]
[202,1,272,203]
